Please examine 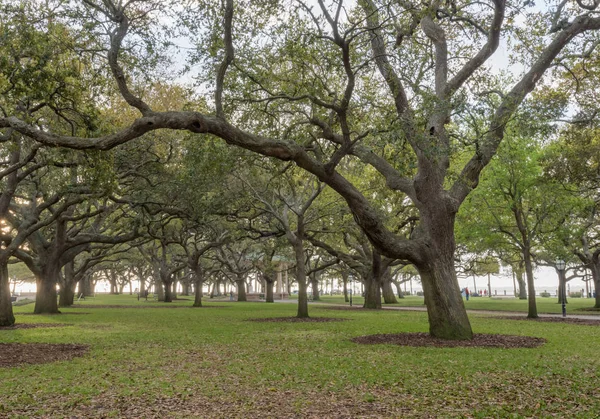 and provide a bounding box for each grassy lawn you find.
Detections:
[310,294,600,314]
[1,294,599,417]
